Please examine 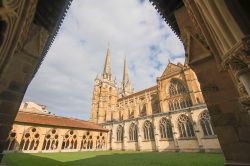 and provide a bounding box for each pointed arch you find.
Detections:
[159,117,173,139]
[178,114,195,138]
[129,123,138,141]
[200,110,215,136]
[19,127,40,151]
[116,125,123,142]
[42,129,59,151]
[143,120,154,140]
[168,79,187,96]
[61,130,78,150]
